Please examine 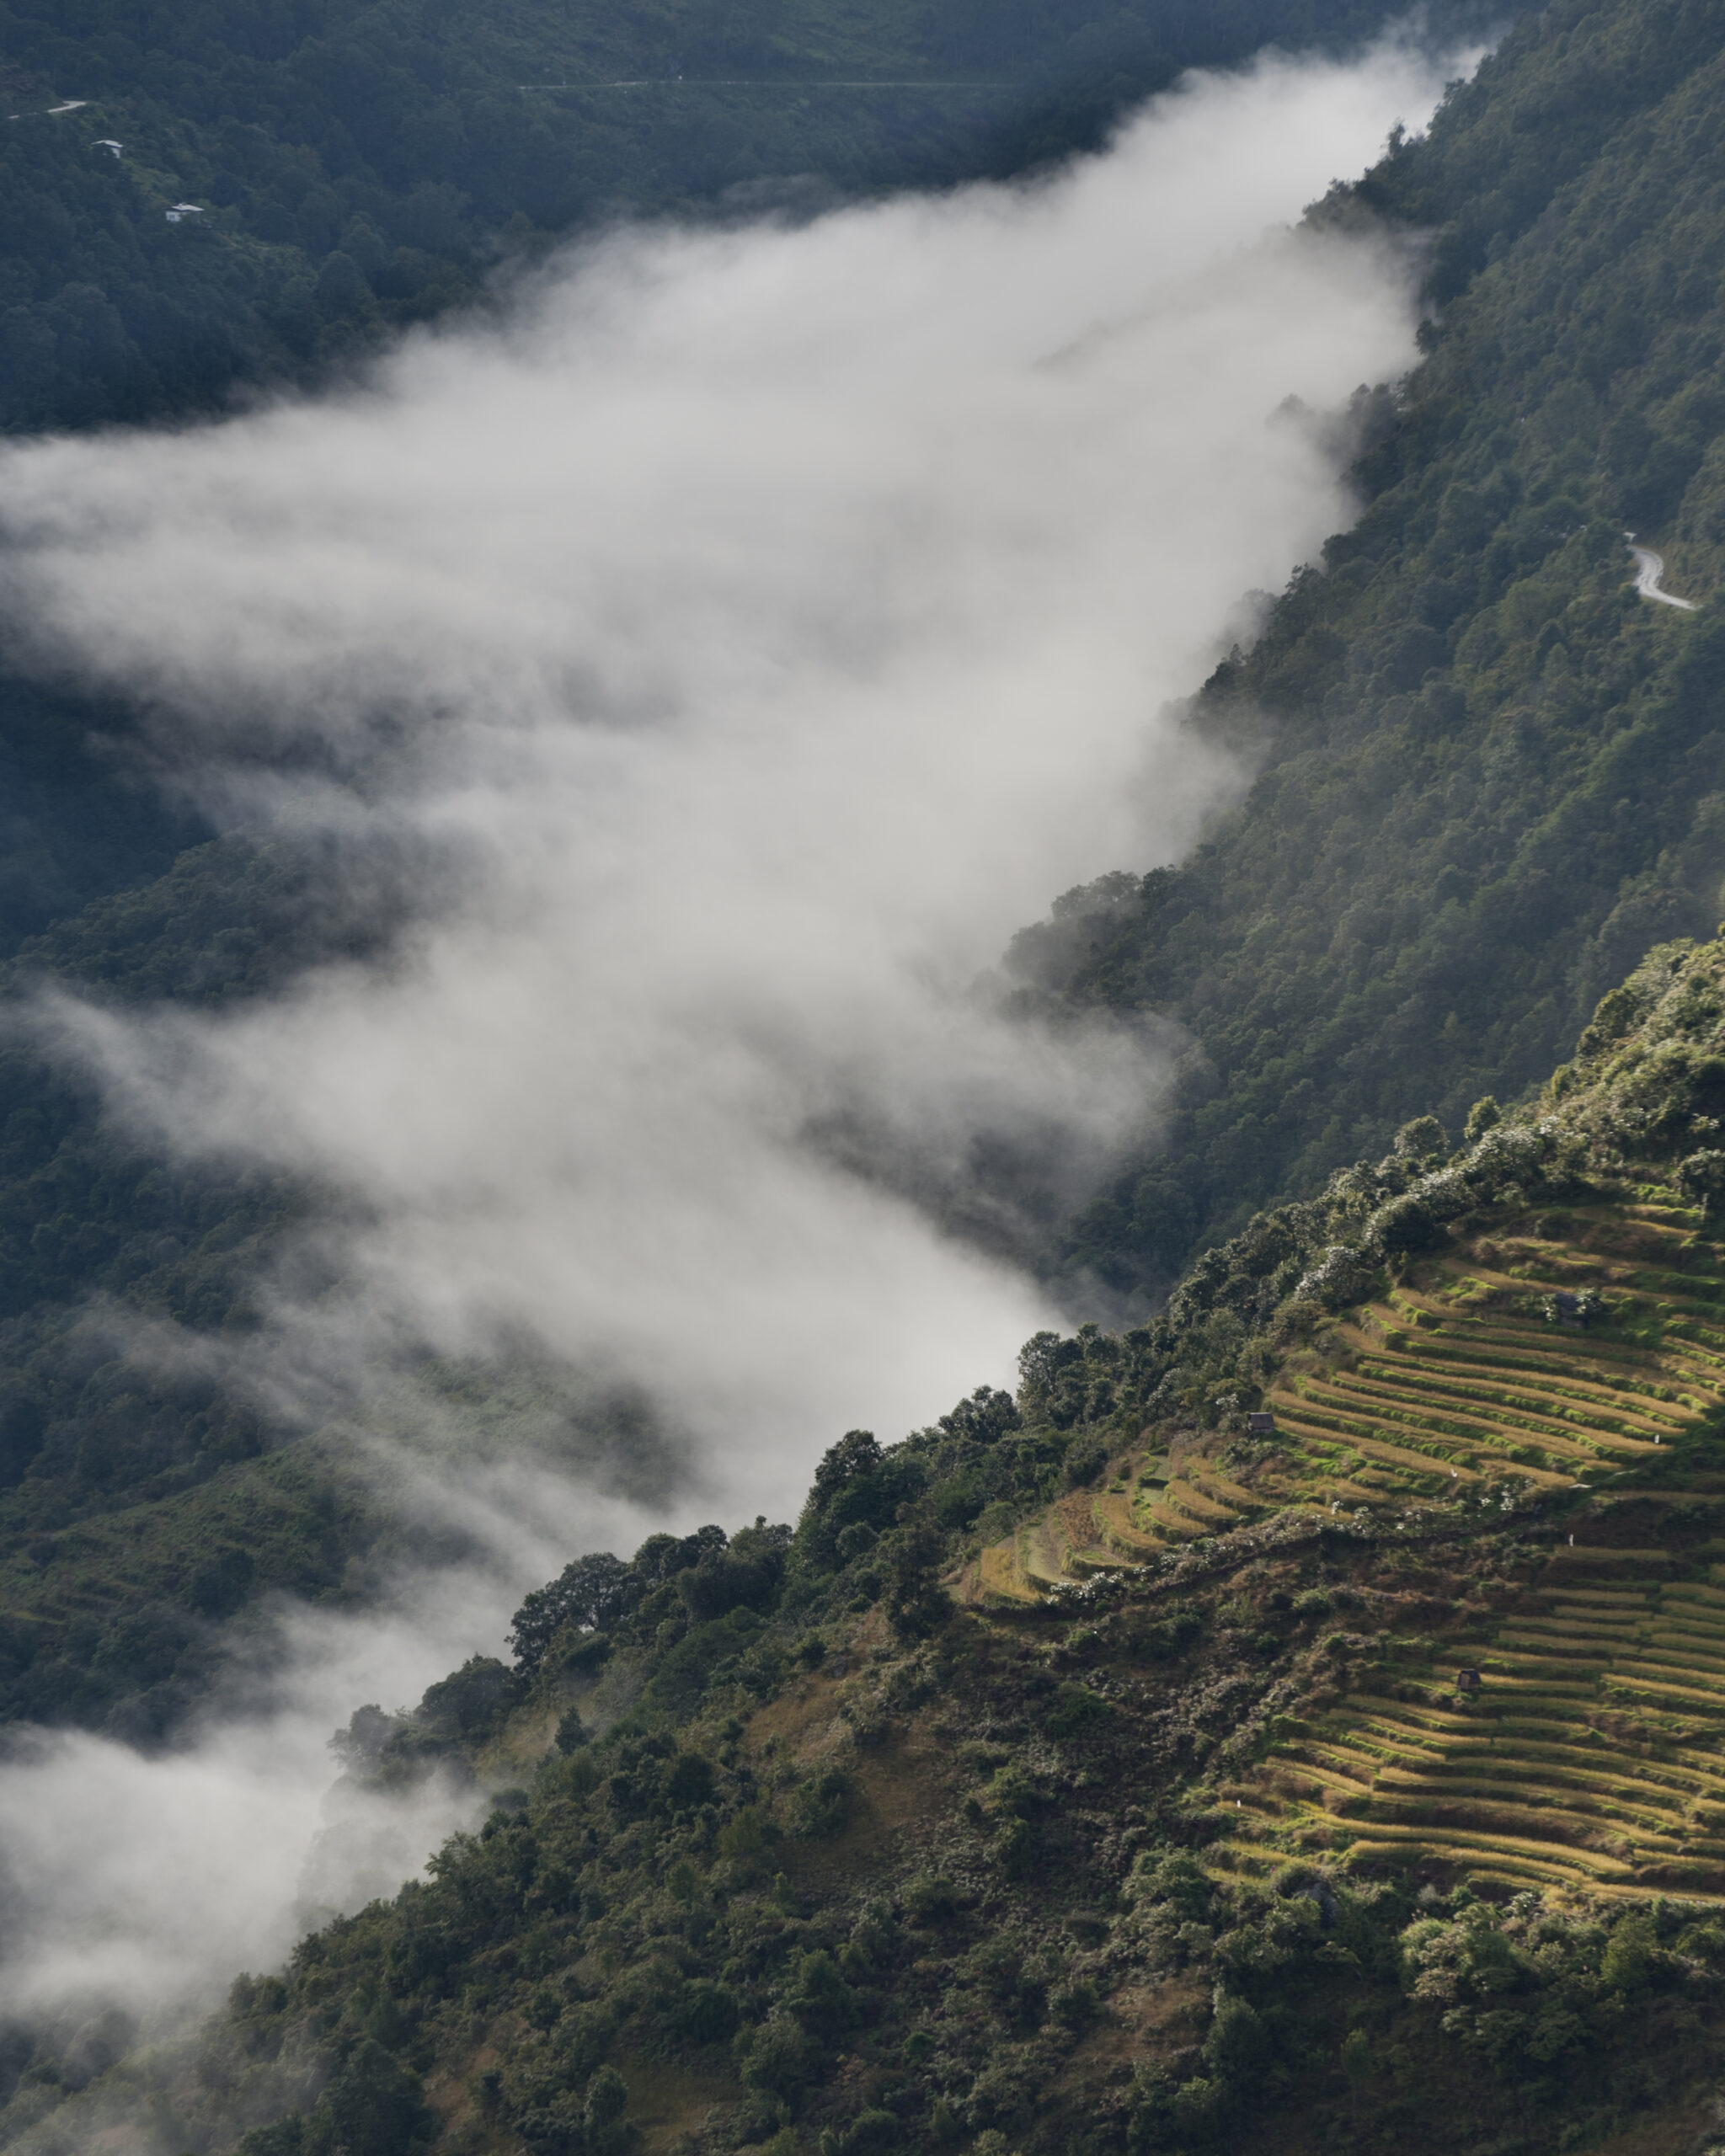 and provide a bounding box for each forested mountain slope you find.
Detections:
[1015,0,1725,1303]
[0,0,1481,439]
[0,0,1514,1750]
[34,931,1725,2156]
